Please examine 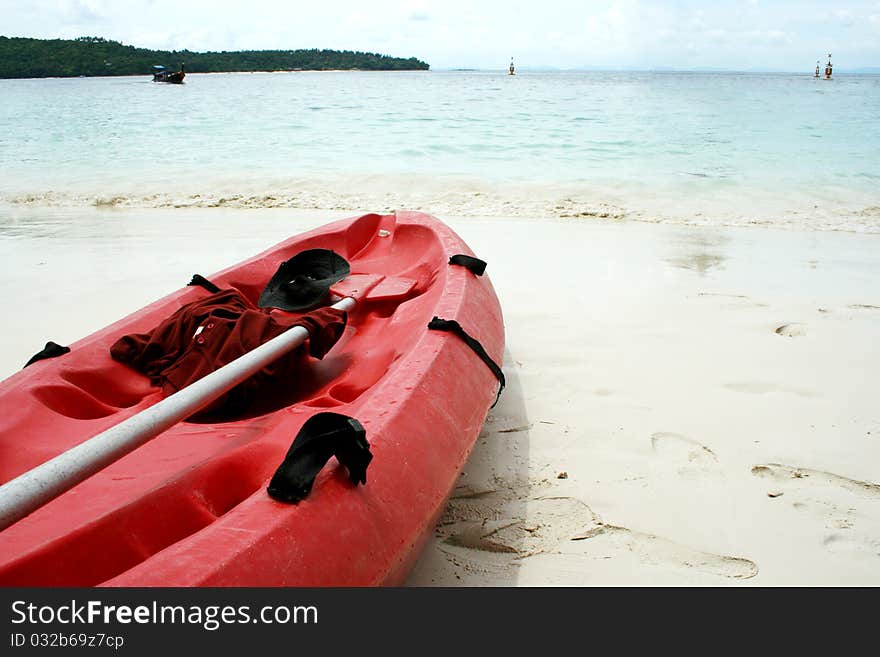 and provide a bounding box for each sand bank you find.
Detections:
[1,207,878,585]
